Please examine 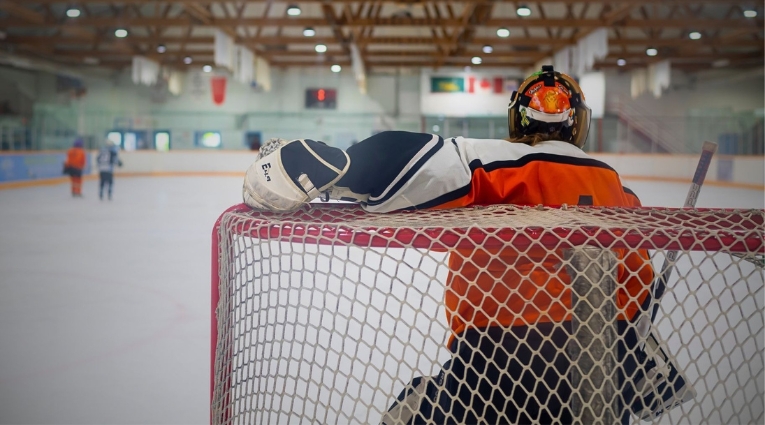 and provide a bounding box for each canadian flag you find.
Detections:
[467,76,504,94]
